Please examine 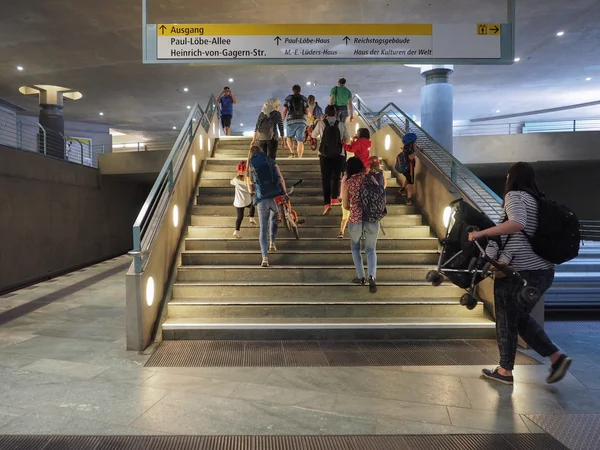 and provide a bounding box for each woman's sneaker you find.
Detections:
[482,367,514,385]
[368,276,377,294]
[269,242,277,253]
[547,354,572,384]
[261,257,269,267]
[249,218,256,225]
[352,277,366,285]
[232,230,240,239]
